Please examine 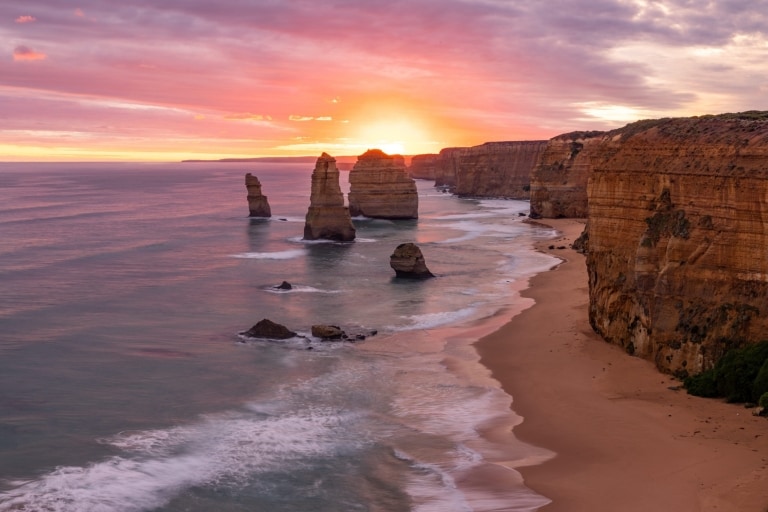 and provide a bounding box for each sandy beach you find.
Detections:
[476,218,768,512]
